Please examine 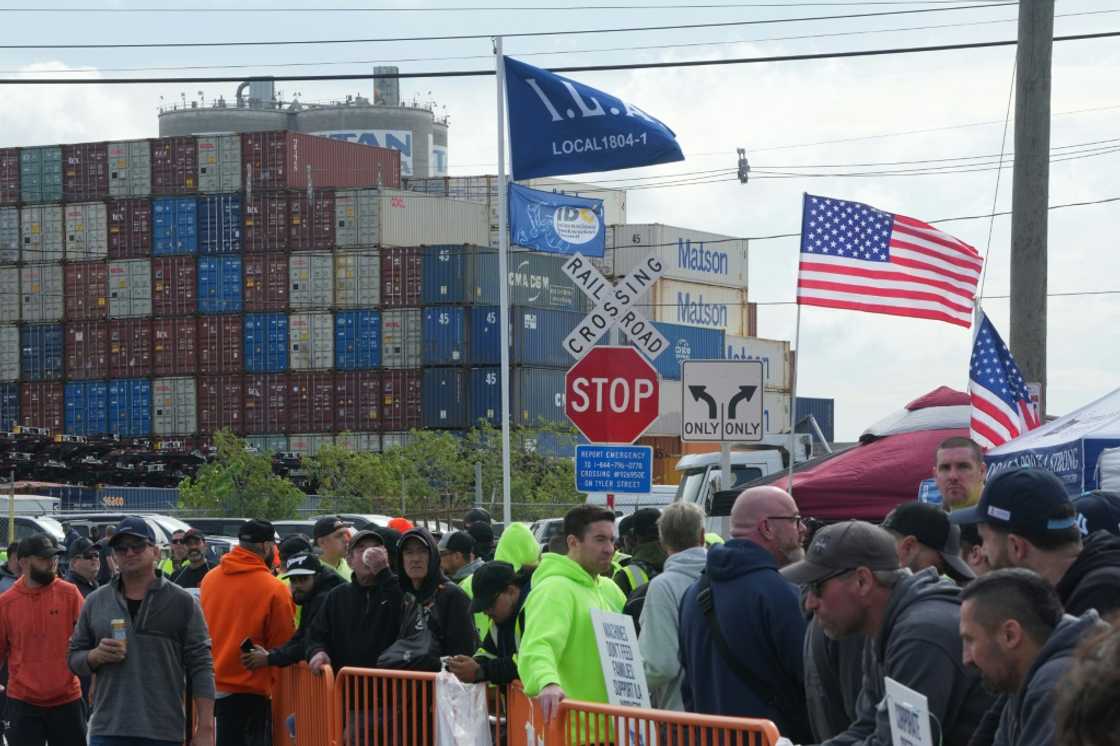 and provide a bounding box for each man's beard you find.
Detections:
[292,589,310,605]
[188,549,204,563]
[30,567,55,586]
